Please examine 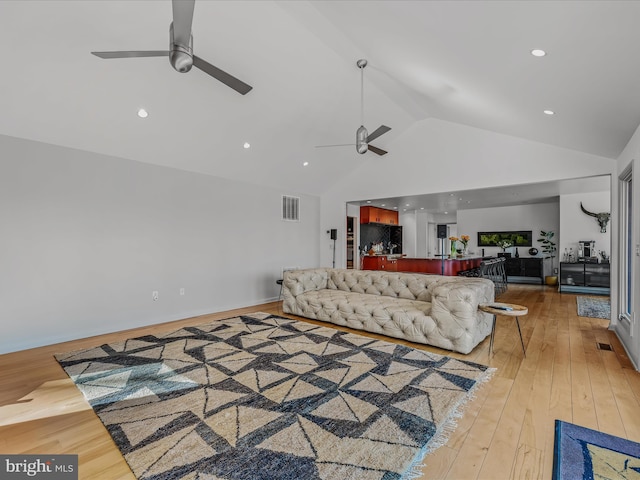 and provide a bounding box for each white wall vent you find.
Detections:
[282,195,300,222]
